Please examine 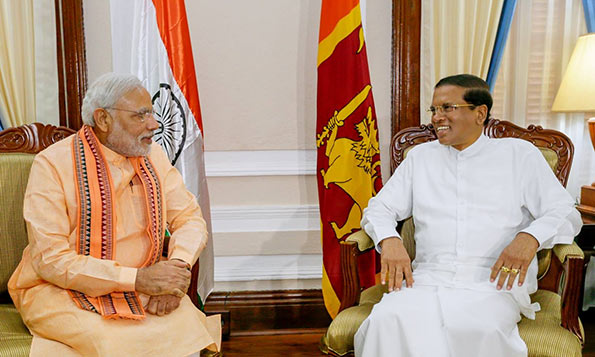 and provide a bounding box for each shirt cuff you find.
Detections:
[169,252,194,267]
[119,267,138,292]
[372,231,402,253]
[520,225,551,247]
